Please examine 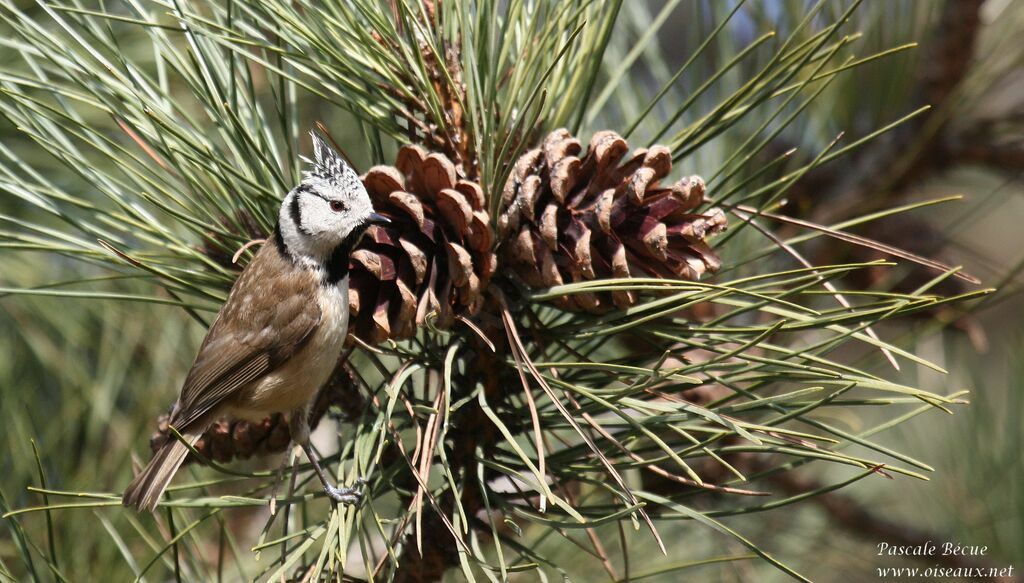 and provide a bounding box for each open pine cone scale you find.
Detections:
[354,145,497,344]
